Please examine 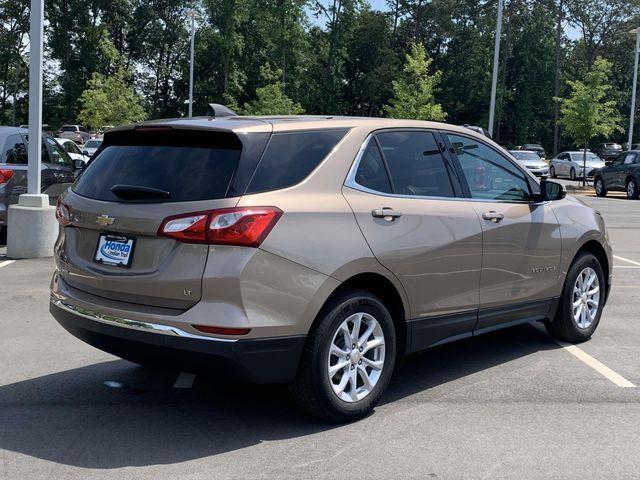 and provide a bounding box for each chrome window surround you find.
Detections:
[50,292,238,343]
